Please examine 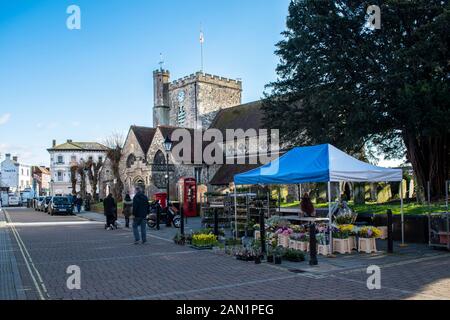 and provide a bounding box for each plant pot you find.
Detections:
[358,237,377,253]
[277,234,290,248]
[333,238,351,254]
[274,256,282,265]
[317,244,330,256]
[267,255,274,263]
[299,241,309,252]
